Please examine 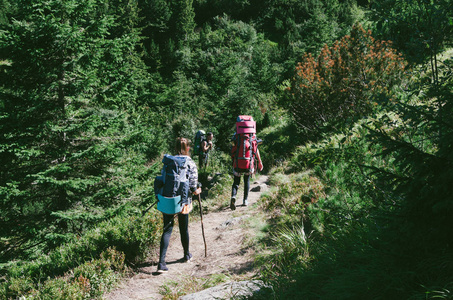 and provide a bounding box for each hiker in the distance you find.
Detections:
[199,132,213,169]
[230,116,263,210]
[156,137,201,273]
